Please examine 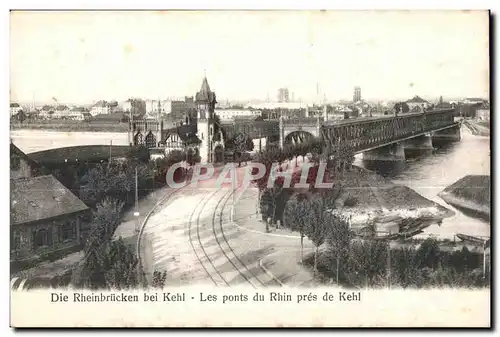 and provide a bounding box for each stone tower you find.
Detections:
[156,100,162,147]
[195,76,217,163]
